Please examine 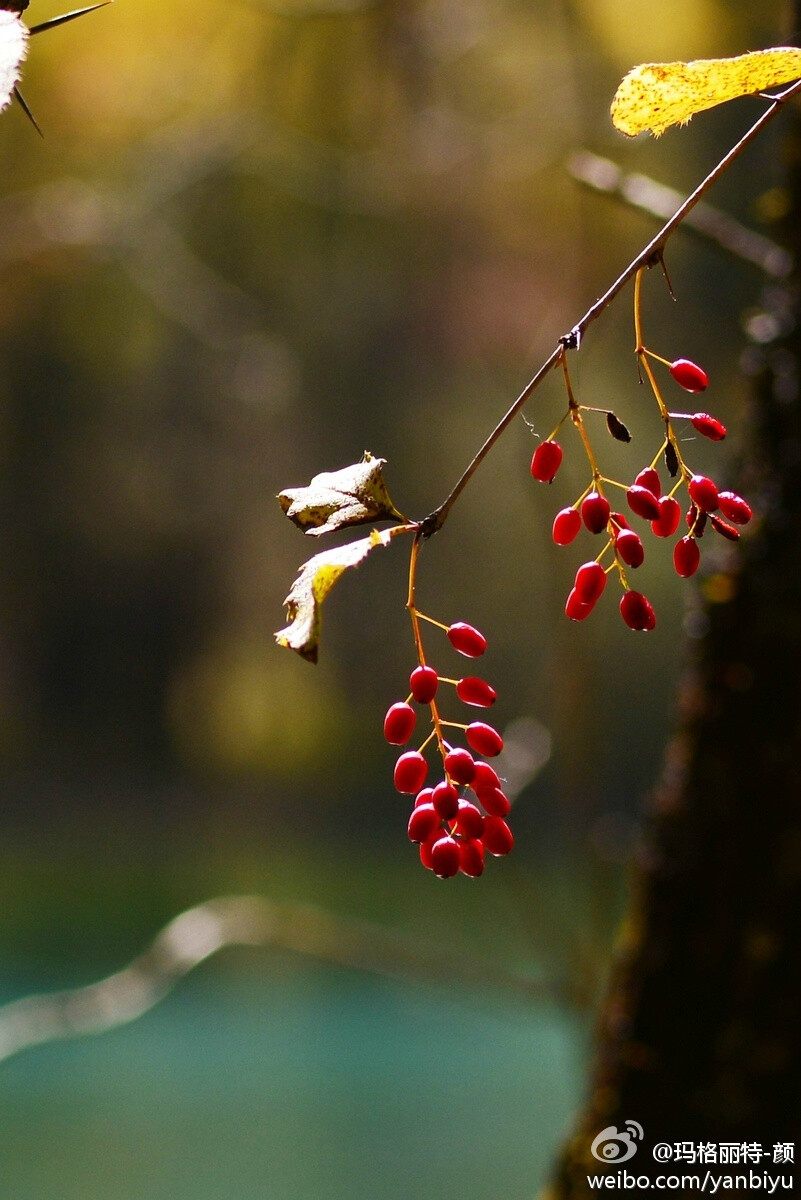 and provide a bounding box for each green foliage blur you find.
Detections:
[0,0,788,967]
[0,0,789,965]
[0,0,791,1192]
